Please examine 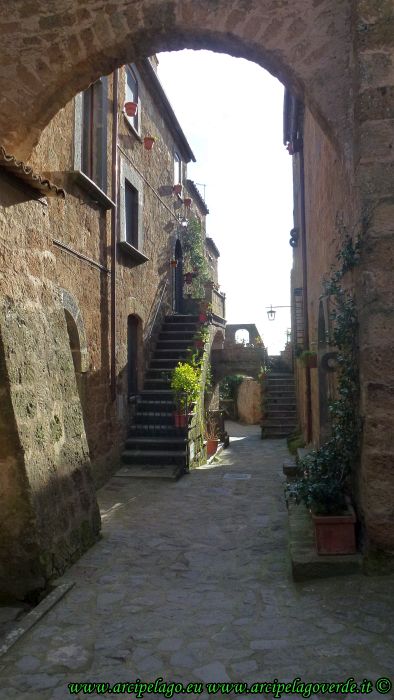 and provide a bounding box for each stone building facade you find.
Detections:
[0,0,394,581]
[0,56,215,599]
